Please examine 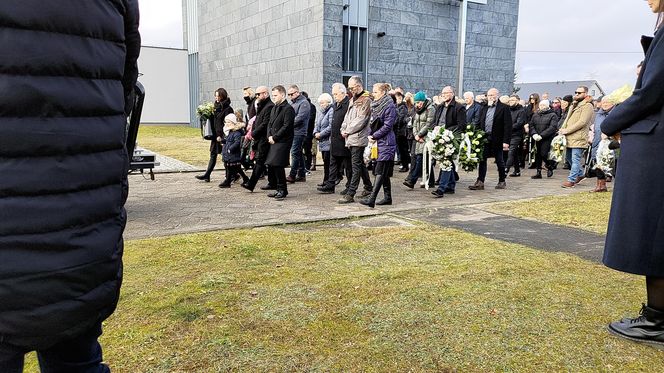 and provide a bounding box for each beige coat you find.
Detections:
[561,100,593,148]
[341,91,372,147]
